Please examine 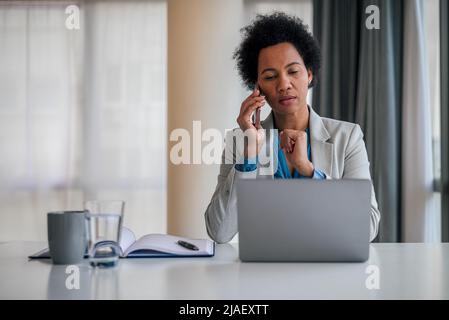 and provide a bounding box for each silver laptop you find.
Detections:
[236,179,371,262]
